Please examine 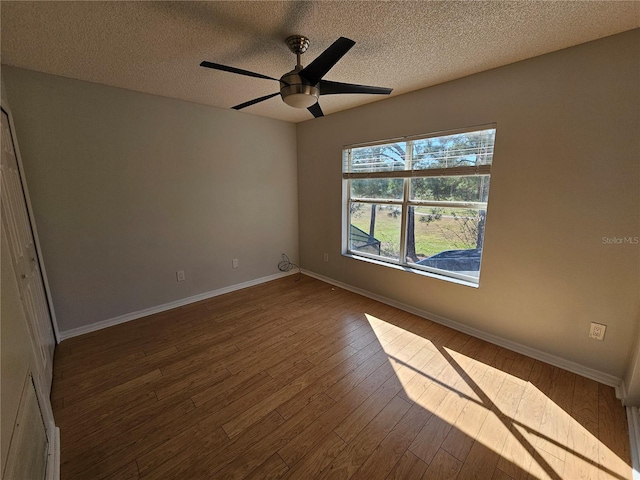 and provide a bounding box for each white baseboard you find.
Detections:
[302,269,623,393]
[46,425,60,480]
[58,271,298,341]
[627,407,640,480]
